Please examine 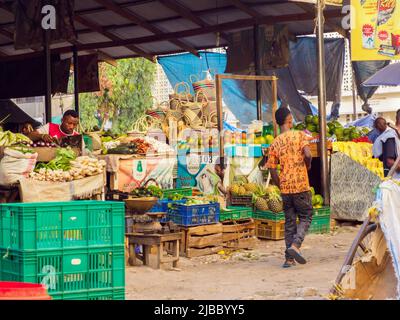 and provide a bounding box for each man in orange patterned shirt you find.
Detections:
[266,108,313,268]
